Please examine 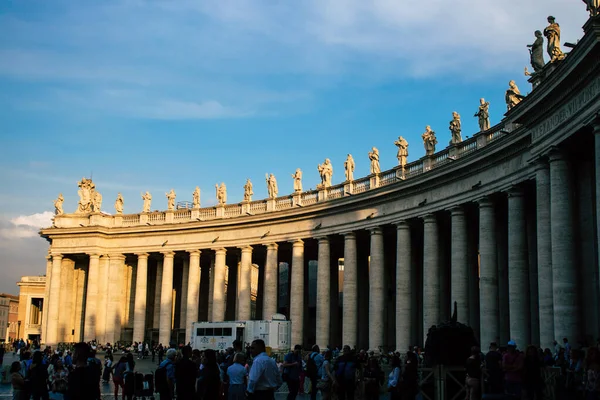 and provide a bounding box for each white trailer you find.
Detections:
[191,314,291,353]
